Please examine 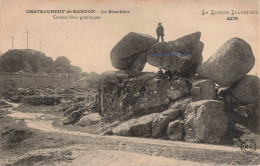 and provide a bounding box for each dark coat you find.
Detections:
[165,69,172,78]
[156,26,164,36]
